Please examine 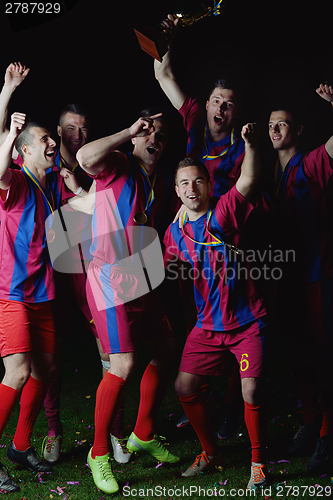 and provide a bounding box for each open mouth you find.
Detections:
[147,146,157,155]
[187,194,198,200]
[46,151,55,158]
